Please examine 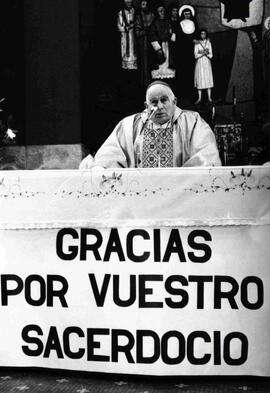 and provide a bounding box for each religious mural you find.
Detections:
[81,0,270,164]
[91,0,268,112]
